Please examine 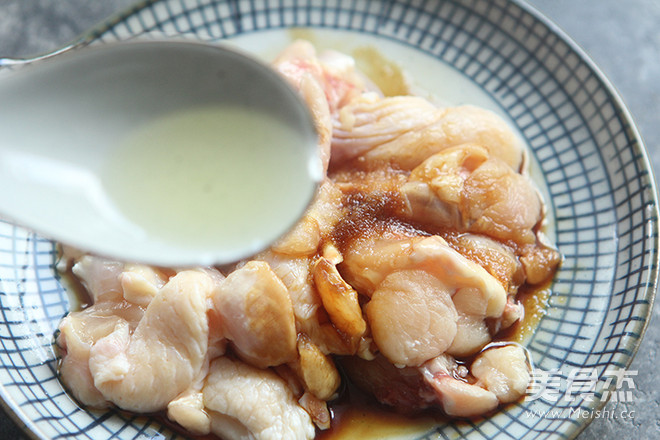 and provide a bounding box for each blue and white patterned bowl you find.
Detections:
[0,1,657,439]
